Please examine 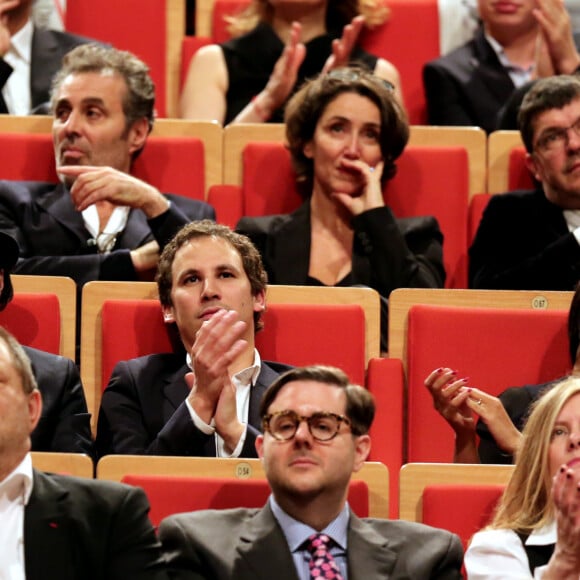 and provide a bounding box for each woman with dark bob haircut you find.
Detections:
[237,67,445,349]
